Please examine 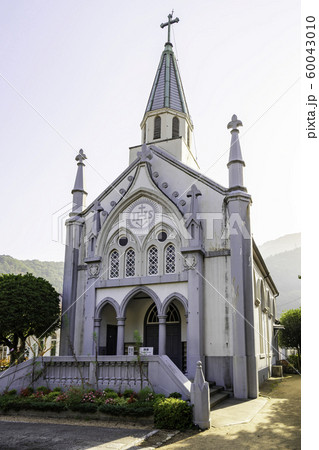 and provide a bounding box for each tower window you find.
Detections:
[148,246,158,275]
[172,116,179,138]
[165,244,176,274]
[125,248,135,277]
[154,116,161,139]
[110,250,119,278]
[187,126,190,148]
